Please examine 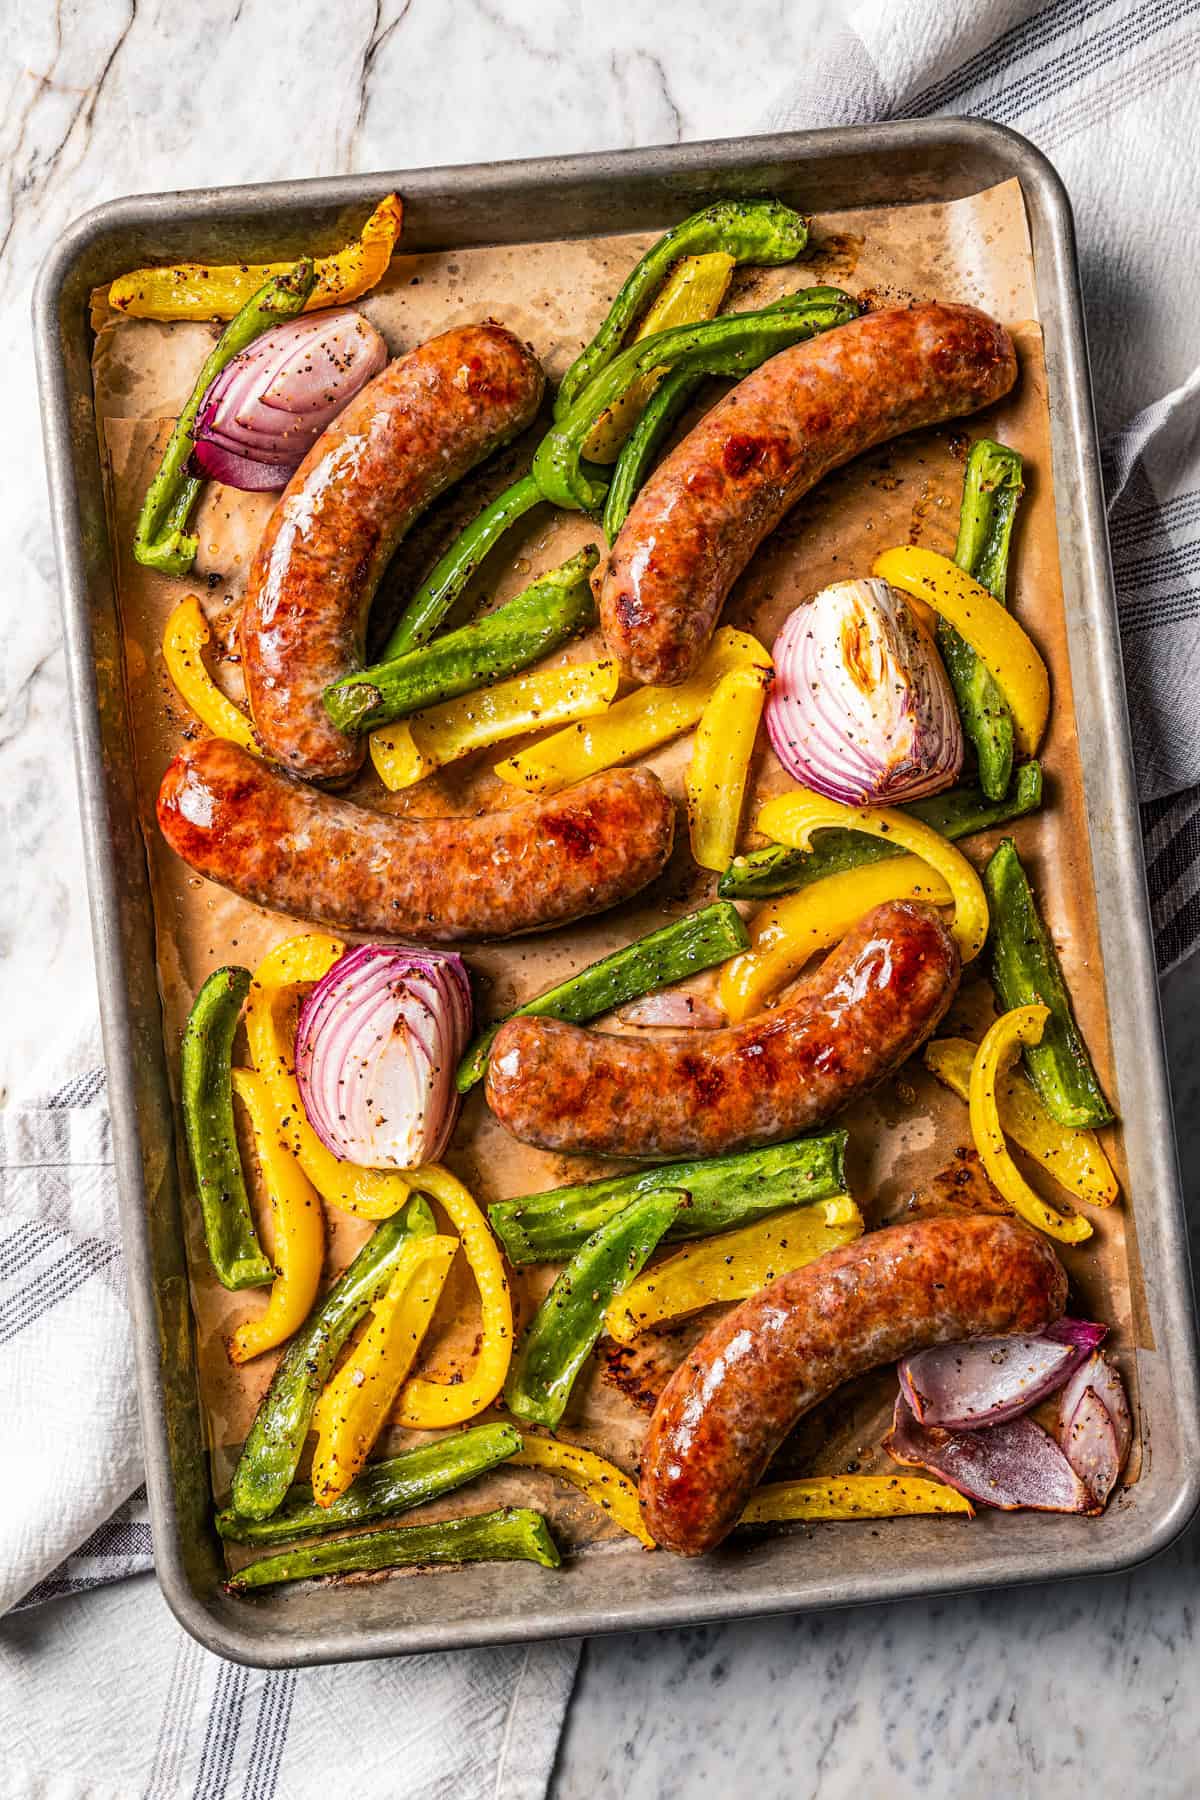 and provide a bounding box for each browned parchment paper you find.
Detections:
[90,178,1142,1563]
